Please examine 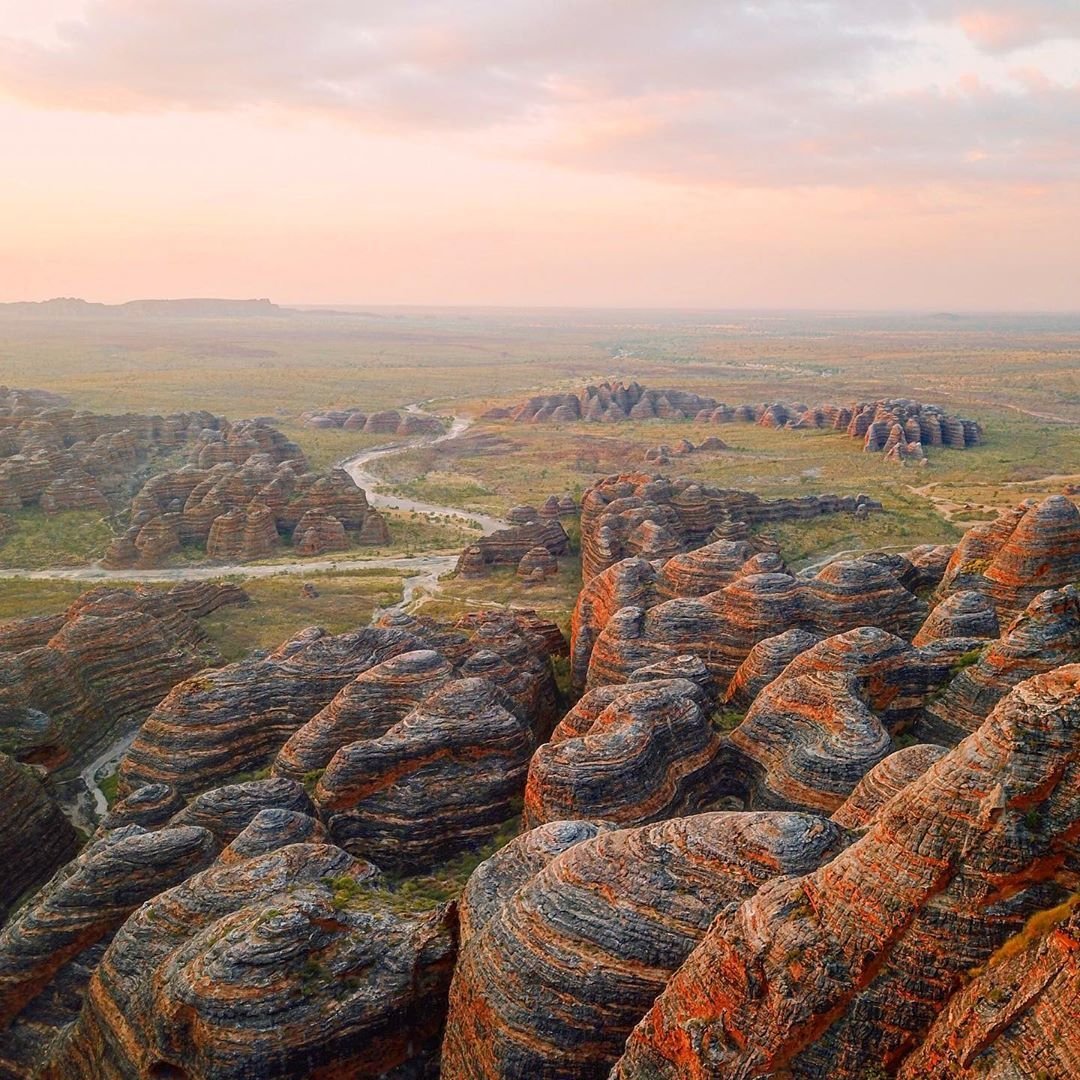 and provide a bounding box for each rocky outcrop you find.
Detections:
[0,755,79,923]
[722,628,823,711]
[38,838,455,1080]
[0,825,217,1031]
[938,495,1080,620]
[585,558,925,692]
[110,458,386,567]
[488,384,979,450]
[831,743,949,829]
[457,819,602,947]
[273,648,456,782]
[579,473,880,581]
[0,586,239,775]
[455,518,569,576]
[443,812,844,1079]
[292,507,349,554]
[920,585,1080,743]
[523,676,721,829]
[614,665,1080,1078]
[305,406,445,438]
[516,544,558,581]
[913,588,1000,644]
[315,677,534,870]
[95,781,186,835]
[166,777,315,845]
[118,624,425,796]
[899,897,1080,1079]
